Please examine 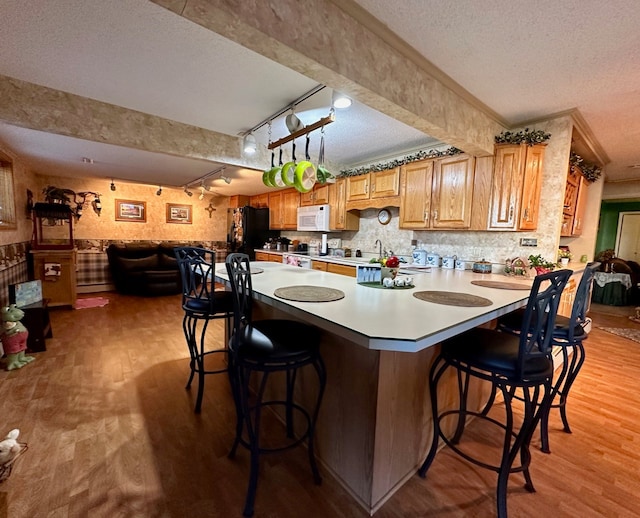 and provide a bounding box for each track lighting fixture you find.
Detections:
[184,186,193,197]
[110,179,116,191]
[199,186,205,200]
[243,133,257,155]
[331,89,352,109]
[220,175,232,185]
[156,186,162,196]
